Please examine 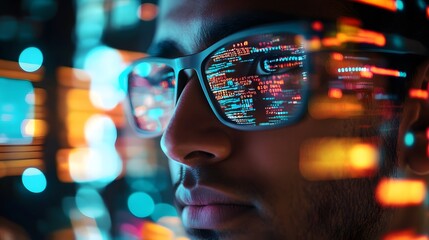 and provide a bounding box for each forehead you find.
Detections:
[153,0,355,55]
